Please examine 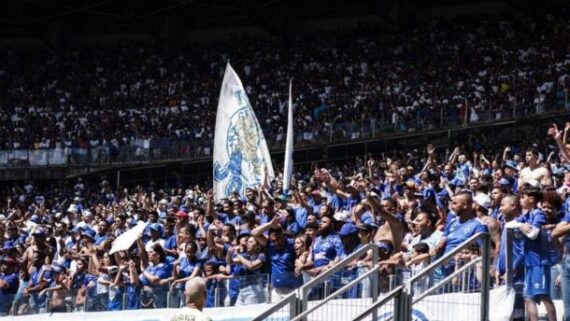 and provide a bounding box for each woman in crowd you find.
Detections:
[132,241,172,309]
